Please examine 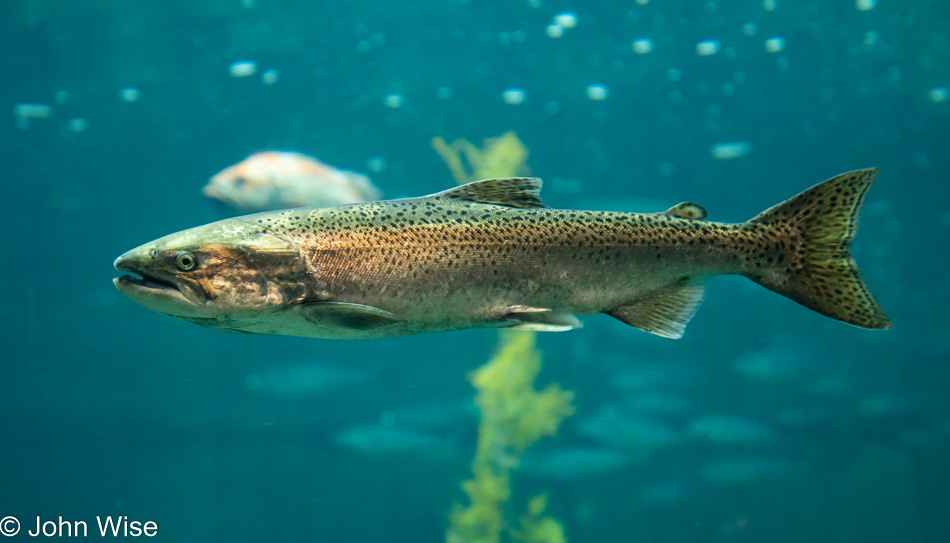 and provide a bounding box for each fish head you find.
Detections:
[113,218,308,332]
[203,163,264,210]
